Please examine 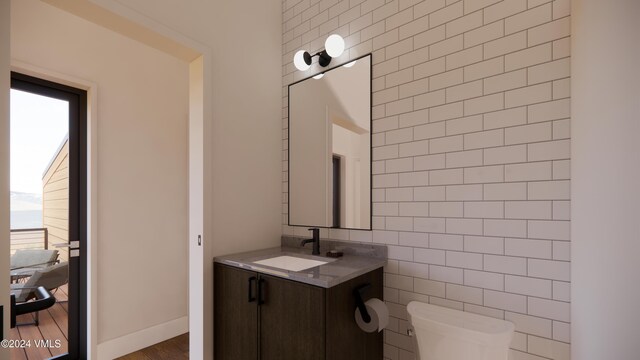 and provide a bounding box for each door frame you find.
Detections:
[9,60,99,358]
[10,71,88,359]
